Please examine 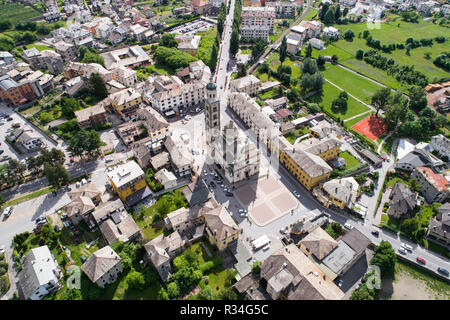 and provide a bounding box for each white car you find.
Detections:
[238,209,248,214]
[401,243,413,251]
[2,206,12,218]
[344,222,353,230]
[185,115,192,121]
[398,247,407,255]
[292,190,300,198]
[240,212,247,217]
[0,245,5,254]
